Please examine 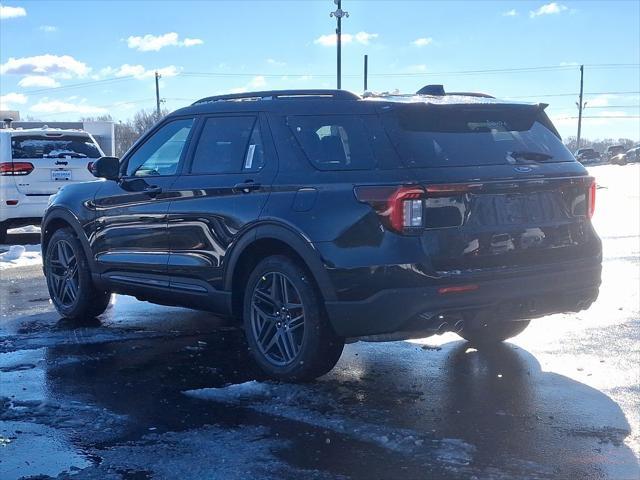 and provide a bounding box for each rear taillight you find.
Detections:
[355,185,426,233]
[0,162,34,176]
[588,179,596,219]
